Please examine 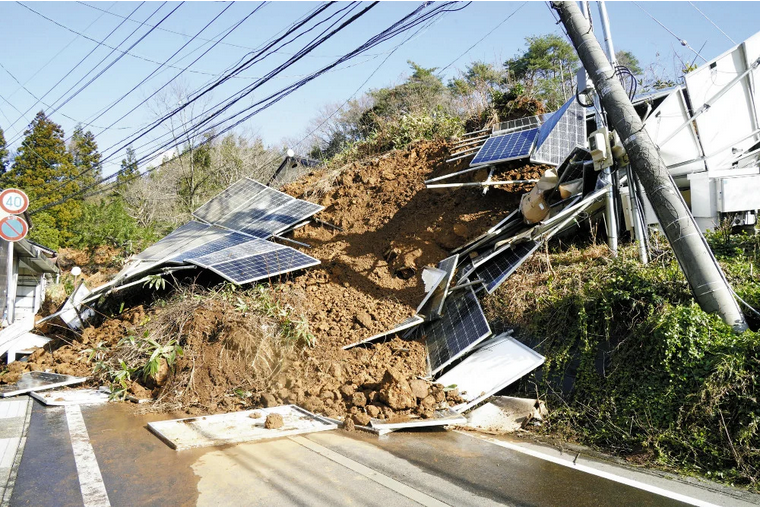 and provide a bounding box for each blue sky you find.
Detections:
[0,1,758,177]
